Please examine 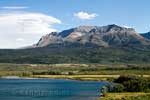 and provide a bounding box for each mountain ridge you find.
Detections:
[32,24,150,48]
